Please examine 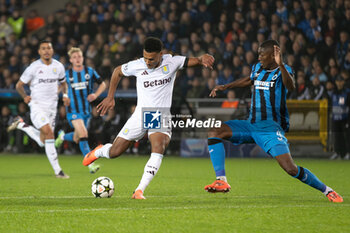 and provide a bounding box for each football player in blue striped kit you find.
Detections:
[55,47,106,173]
[205,40,343,202]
